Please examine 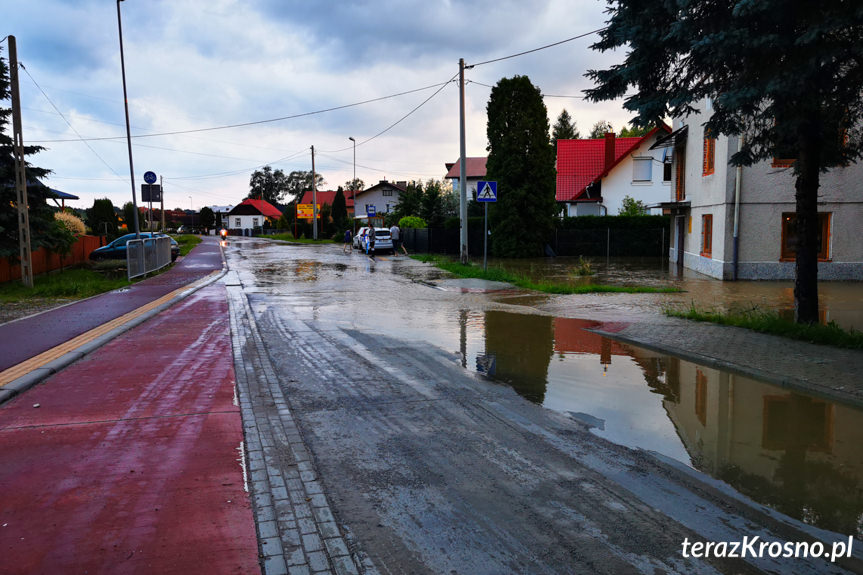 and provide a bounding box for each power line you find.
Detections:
[30,80,455,144]
[468,27,606,68]
[467,79,586,100]
[19,62,124,177]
